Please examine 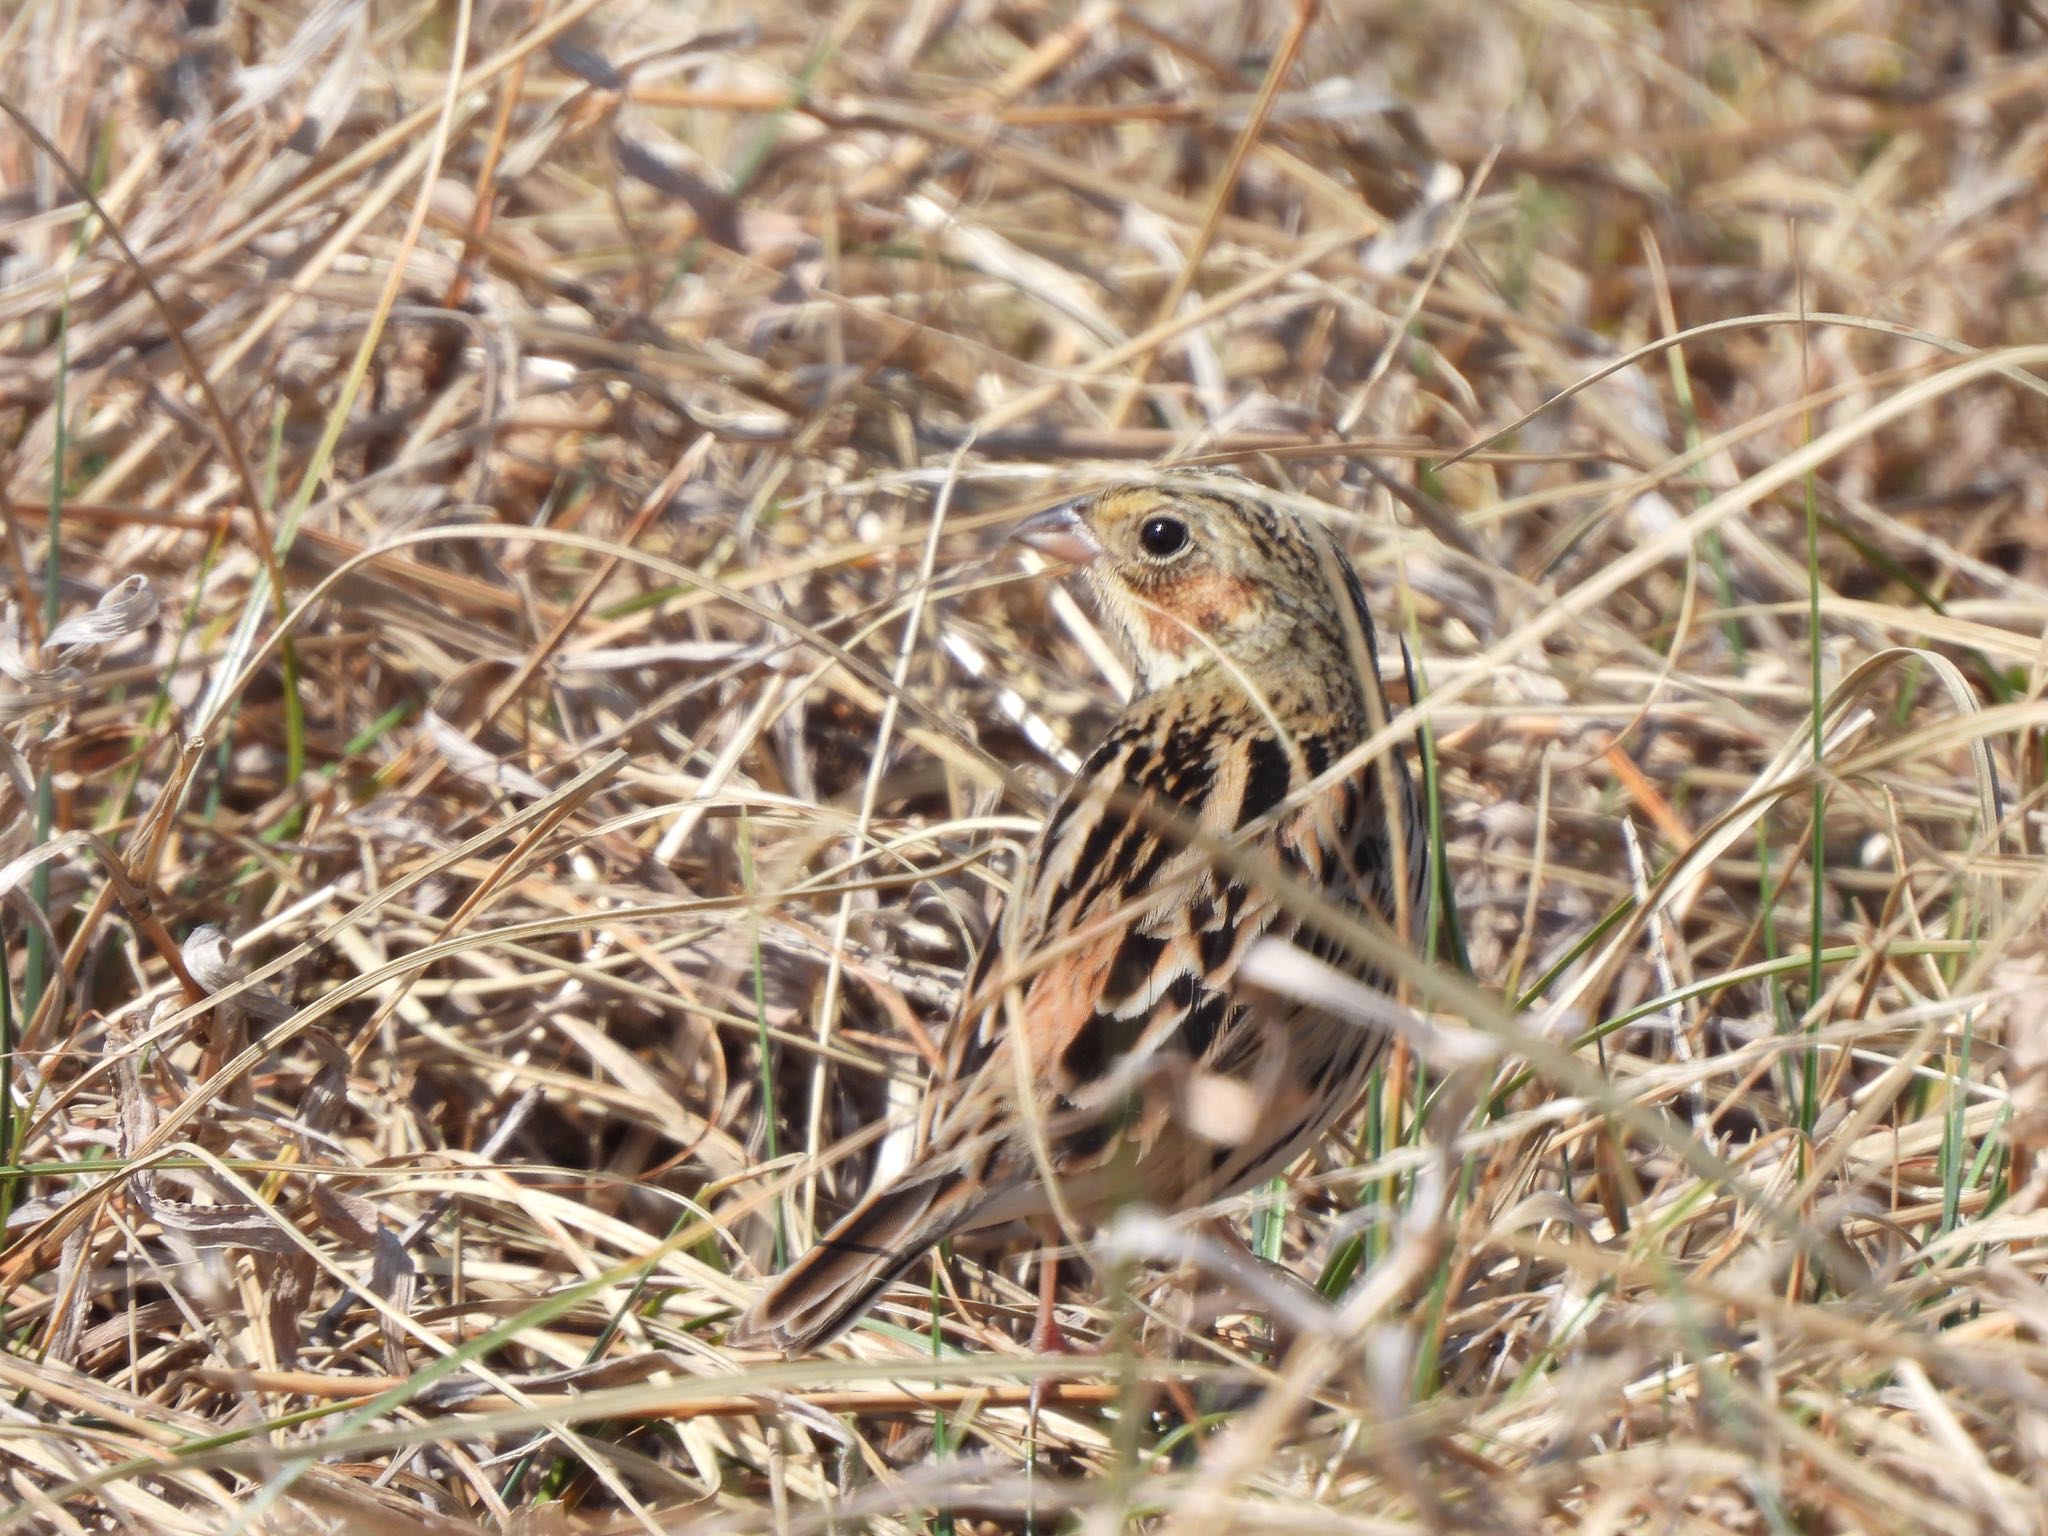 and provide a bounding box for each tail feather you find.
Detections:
[729,1170,984,1354]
